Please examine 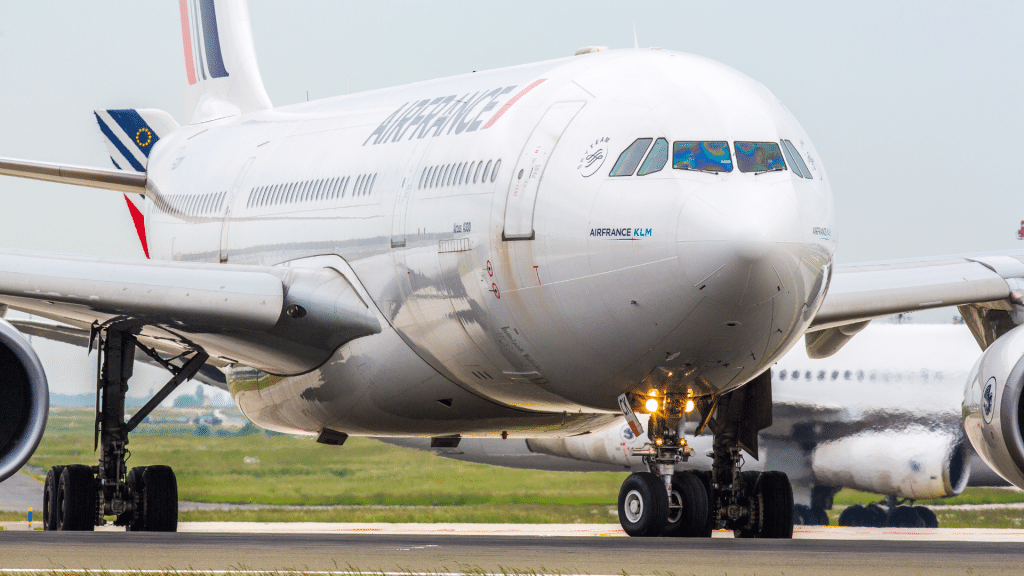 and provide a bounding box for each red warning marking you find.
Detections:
[486,260,494,277]
[481,79,547,129]
[534,266,541,285]
[123,194,150,259]
[491,283,501,299]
